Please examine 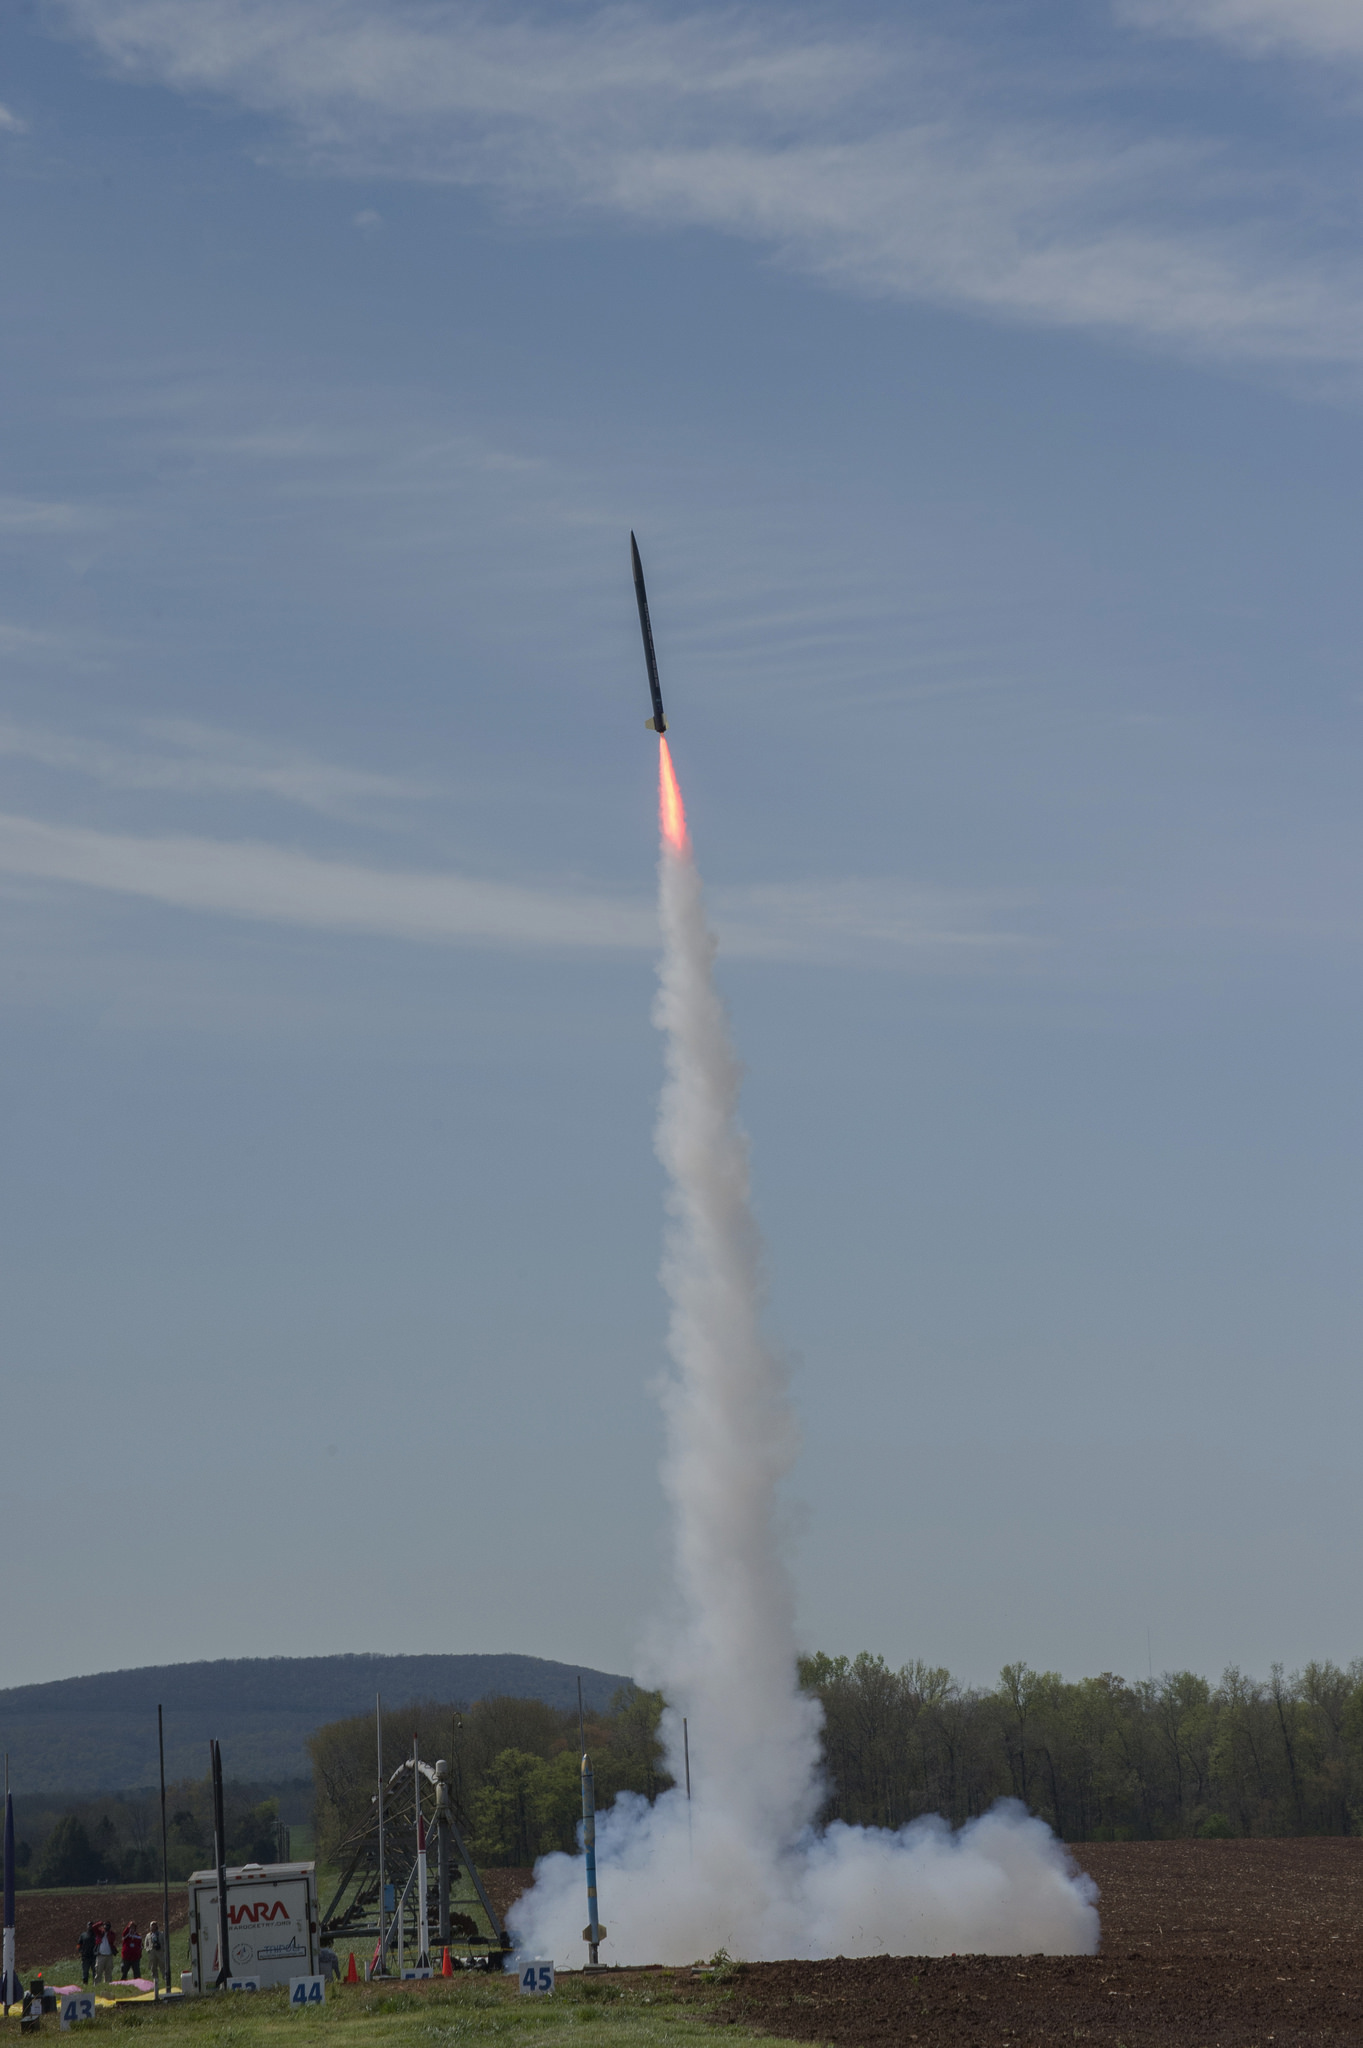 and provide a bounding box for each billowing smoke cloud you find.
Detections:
[511,752,1099,1965]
